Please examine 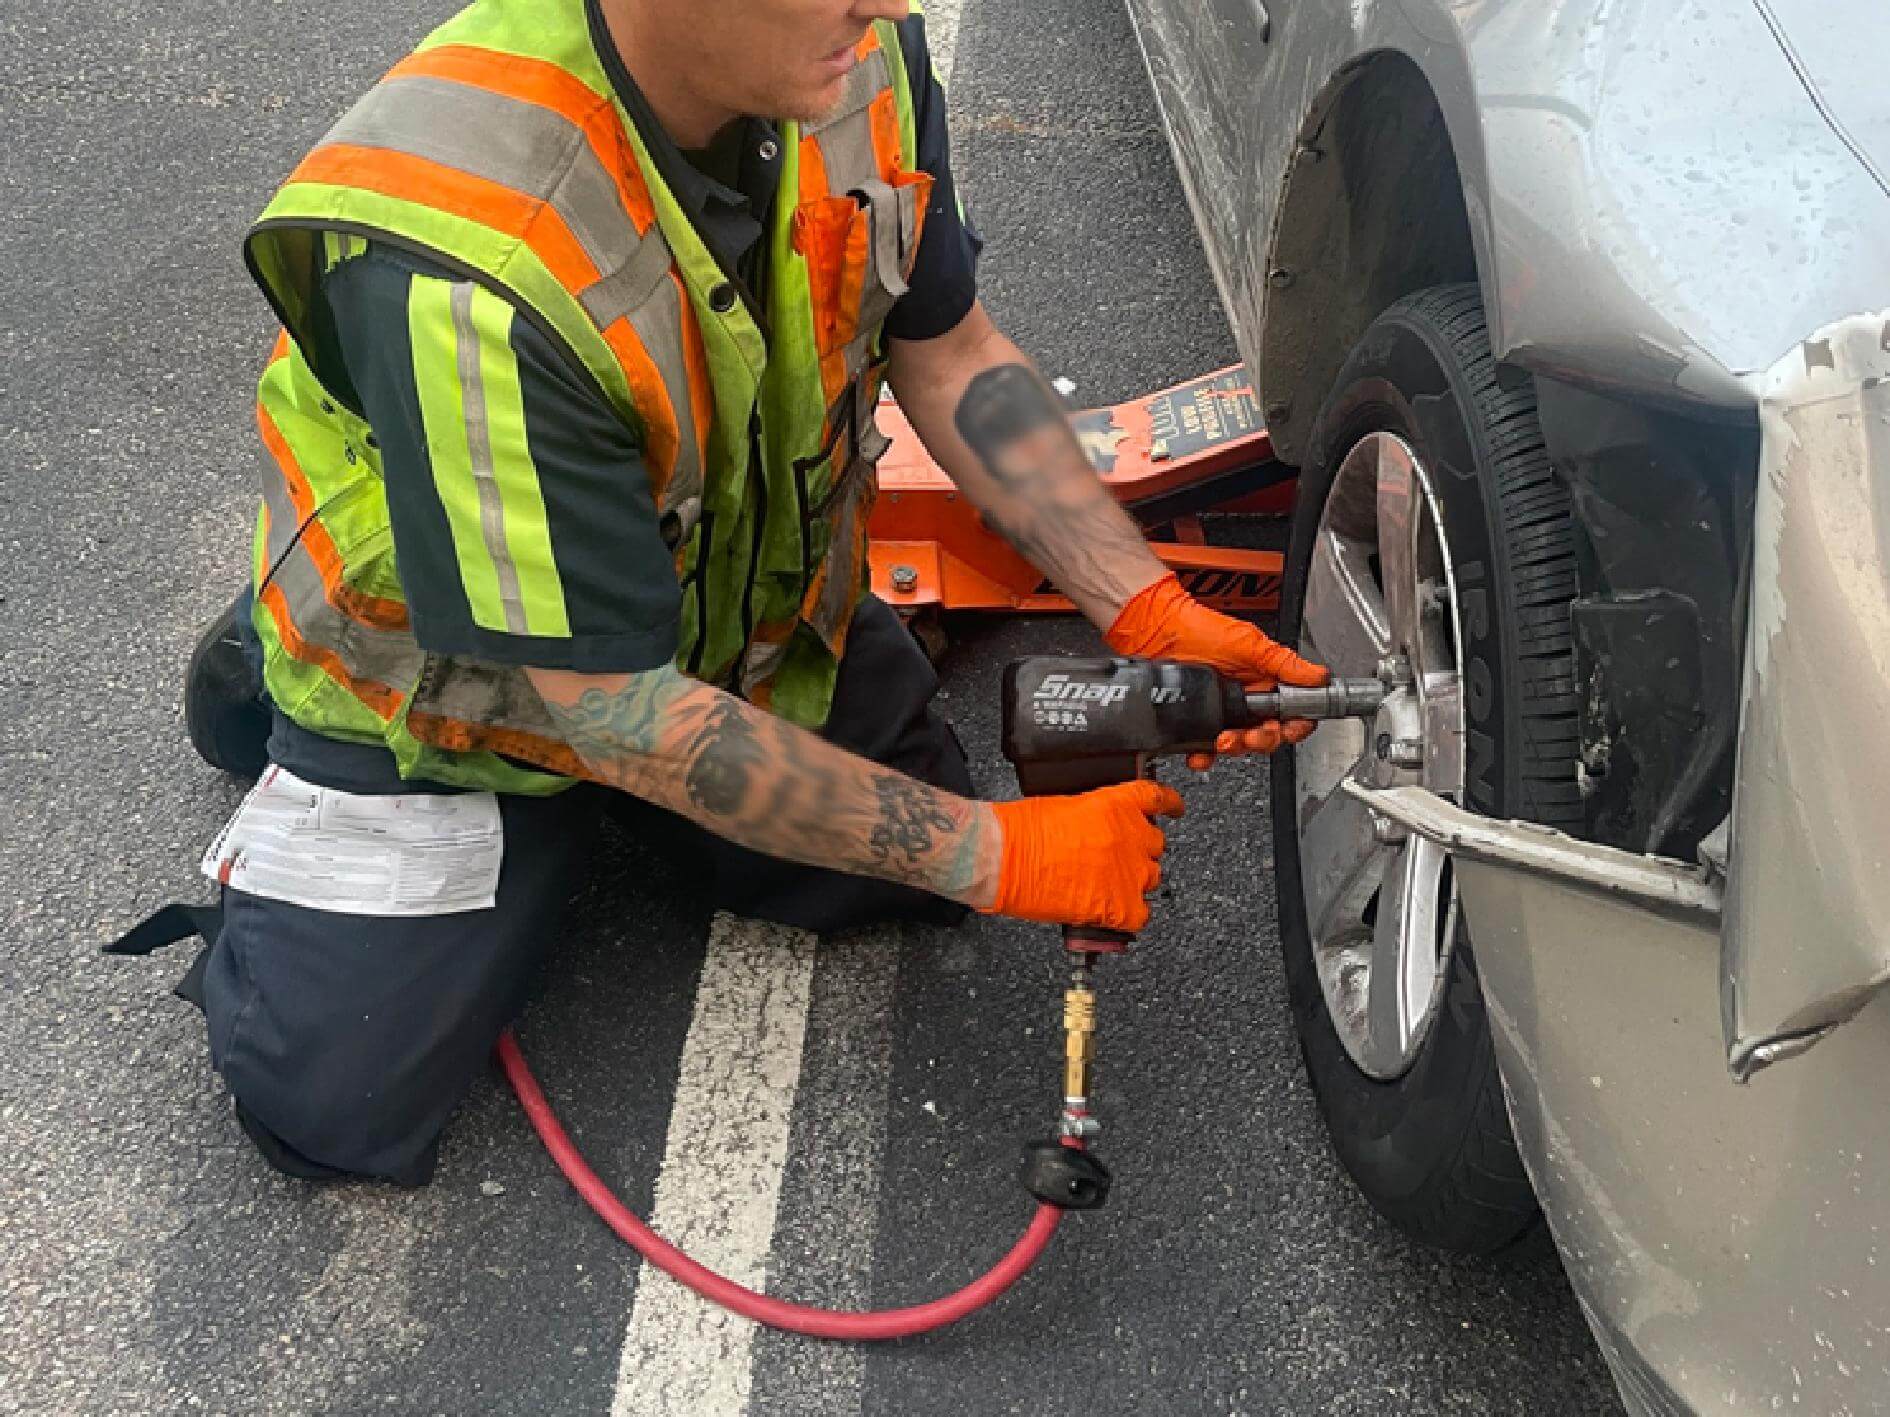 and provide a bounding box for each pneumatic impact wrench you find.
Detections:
[999,656,1387,1211]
